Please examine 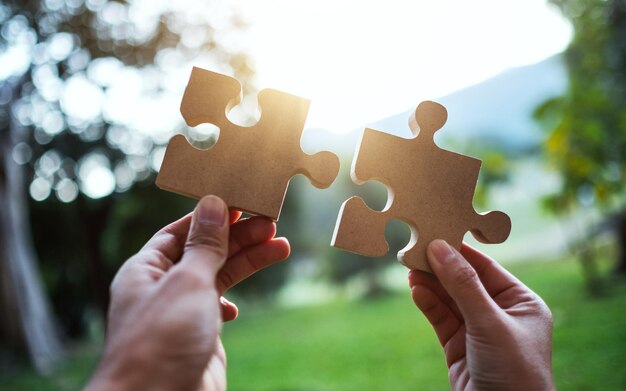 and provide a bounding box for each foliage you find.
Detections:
[534,0,626,288]
[30,183,197,337]
[1,0,253,202]
[0,0,253,340]
[2,256,626,390]
[535,0,626,214]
